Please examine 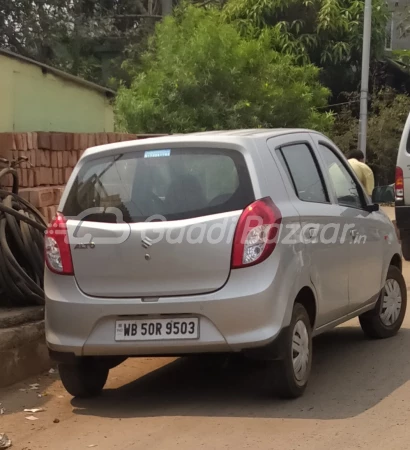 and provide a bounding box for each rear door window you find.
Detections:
[276,143,328,204]
[63,148,254,222]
